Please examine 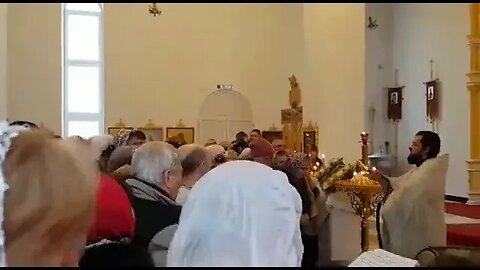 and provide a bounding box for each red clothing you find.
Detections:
[87,173,135,244]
